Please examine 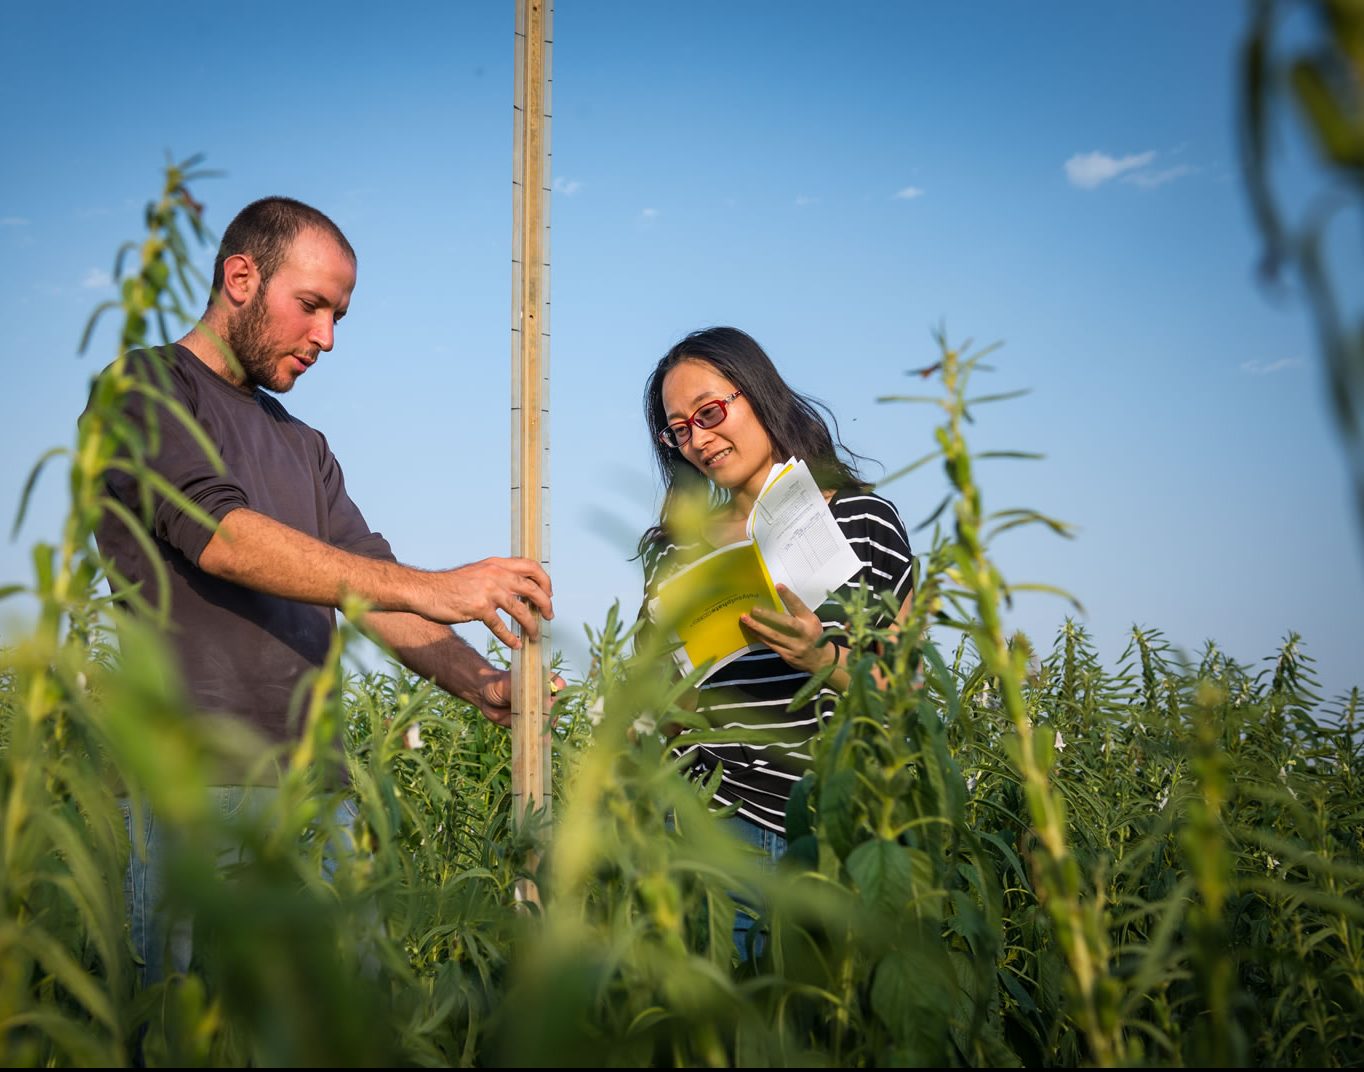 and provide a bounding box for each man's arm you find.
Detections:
[196,507,553,648]
[364,610,511,725]
[365,611,565,728]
